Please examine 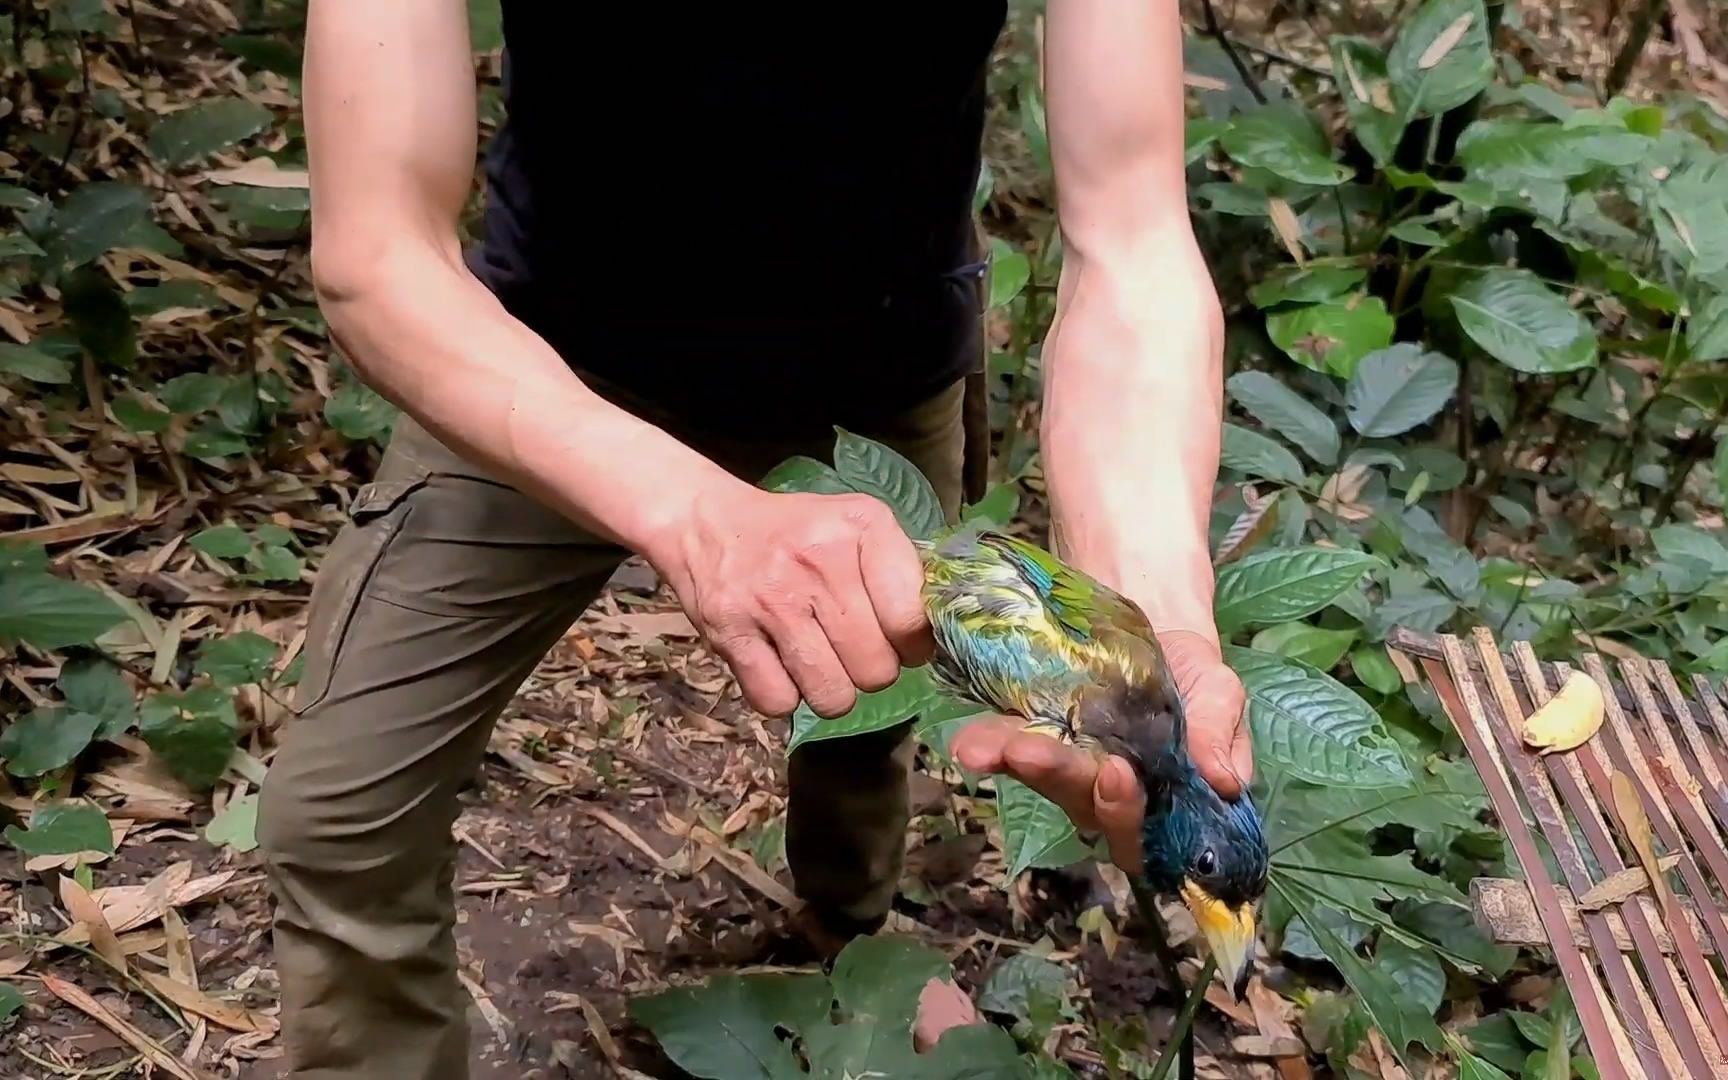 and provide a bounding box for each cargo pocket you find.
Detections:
[291,477,426,717]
